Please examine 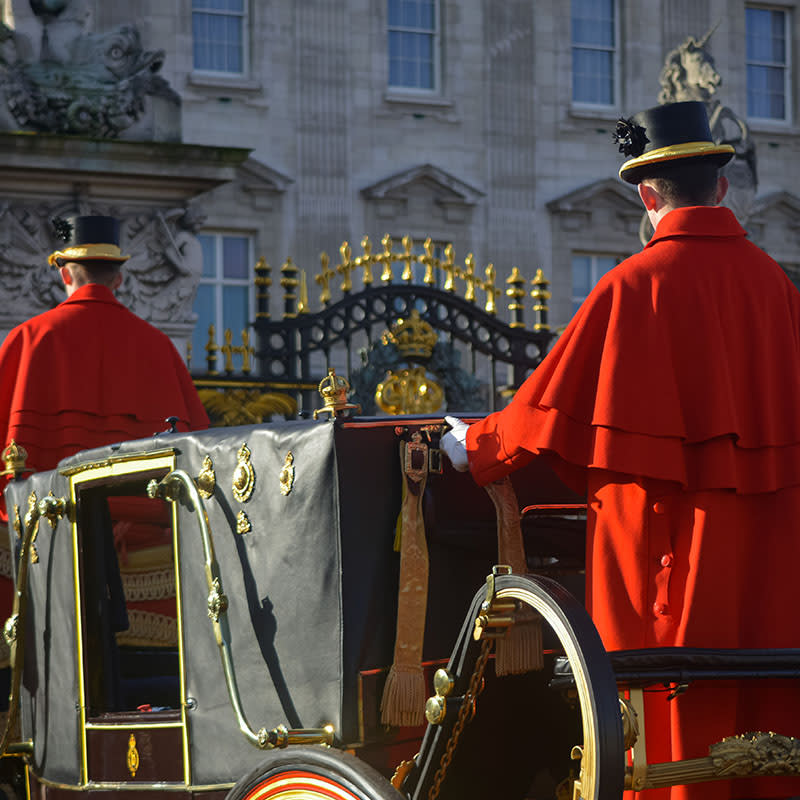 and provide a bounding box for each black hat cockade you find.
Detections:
[613,117,650,158]
[616,101,734,184]
[48,215,130,267]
